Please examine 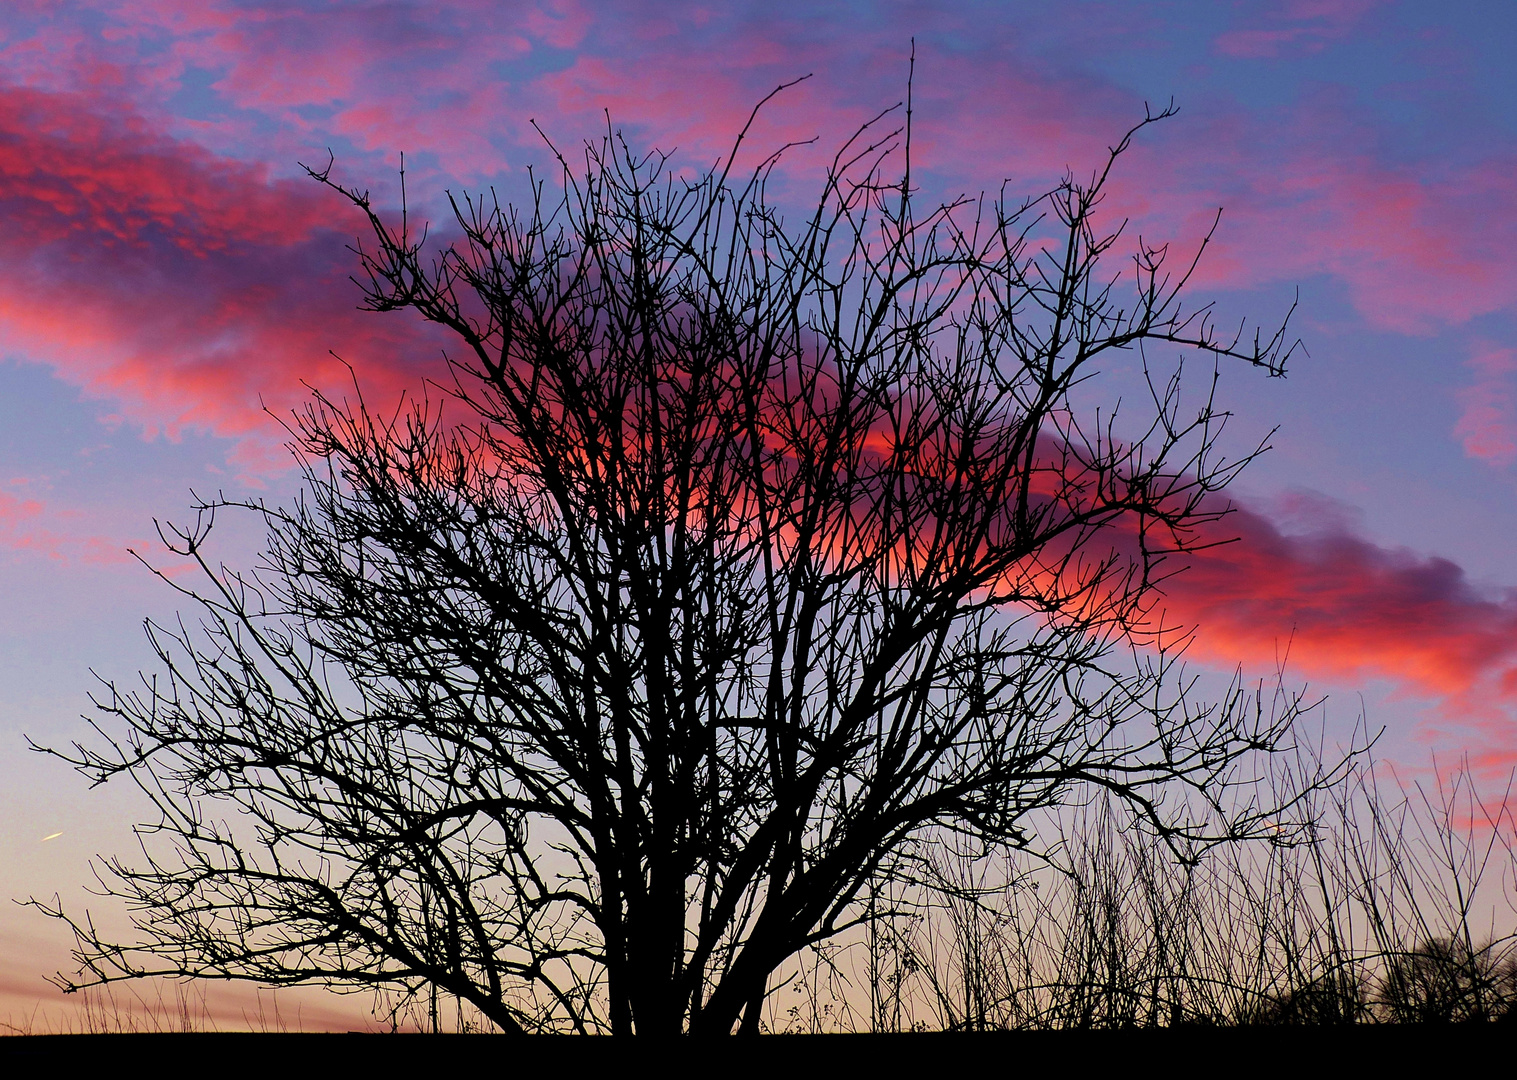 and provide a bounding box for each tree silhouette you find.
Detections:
[35,92,1318,1035]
